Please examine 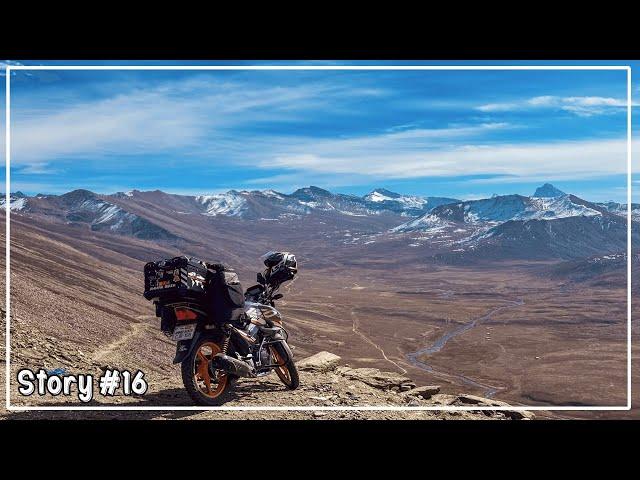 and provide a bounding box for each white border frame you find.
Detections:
[3,64,632,412]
